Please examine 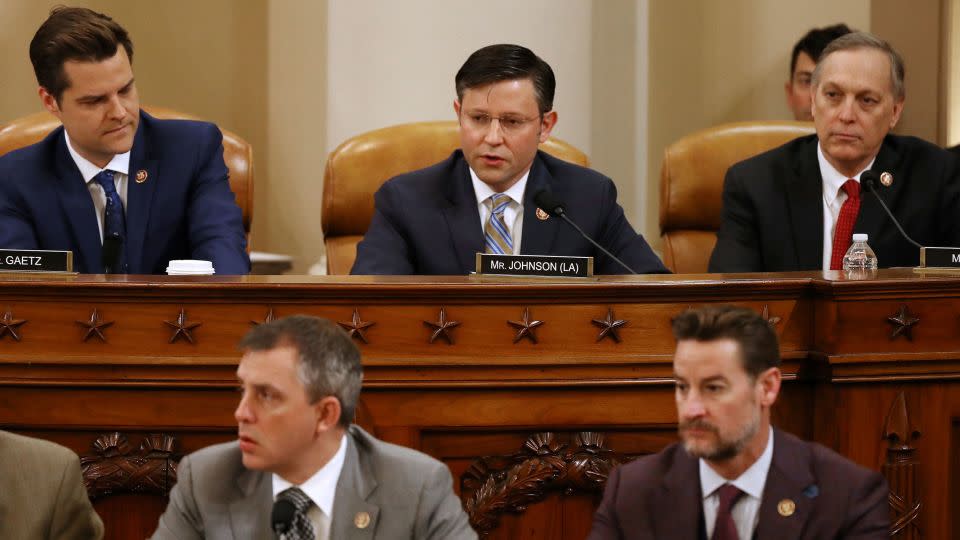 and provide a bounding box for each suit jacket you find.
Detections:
[151,425,476,540]
[709,134,960,272]
[587,428,888,540]
[0,111,250,274]
[351,150,668,275]
[0,430,103,540]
